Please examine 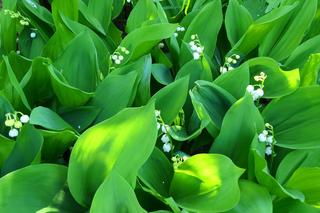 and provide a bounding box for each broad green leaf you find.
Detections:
[120,23,178,62]
[135,54,153,106]
[285,167,320,207]
[285,34,320,68]
[229,5,296,56]
[0,6,17,54]
[190,80,236,136]
[138,148,174,198]
[227,180,273,213]
[60,106,100,132]
[2,56,30,110]
[242,0,267,19]
[126,0,158,33]
[273,198,320,213]
[151,64,174,85]
[276,149,320,185]
[262,86,320,149]
[54,32,99,93]
[214,63,250,99]
[22,57,53,107]
[30,106,73,131]
[149,77,189,124]
[48,65,93,107]
[1,125,43,176]
[249,136,305,200]
[90,72,137,123]
[225,0,253,46]
[170,154,244,212]
[248,57,300,98]
[299,54,320,86]
[68,103,157,207]
[87,0,113,32]
[261,0,317,61]
[182,0,223,57]
[41,130,77,162]
[0,164,84,212]
[91,171,146,213]
[176,58,213,89]
[51,0,78,24]
[0,135,14,169]
[210,93,264,168]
